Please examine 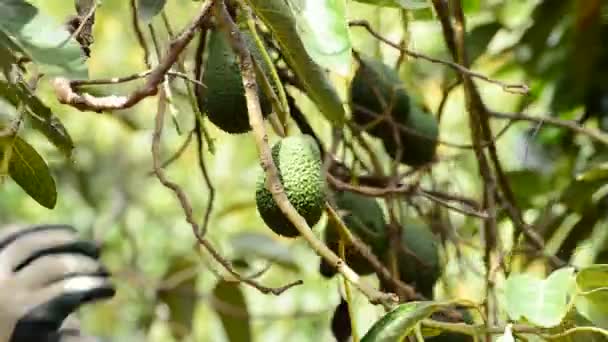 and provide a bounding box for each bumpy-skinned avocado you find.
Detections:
[382,103,439,167]
[350,55,410,137]
[255,135,325,237]
[323,191,388,276]
[201,29,273,134]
